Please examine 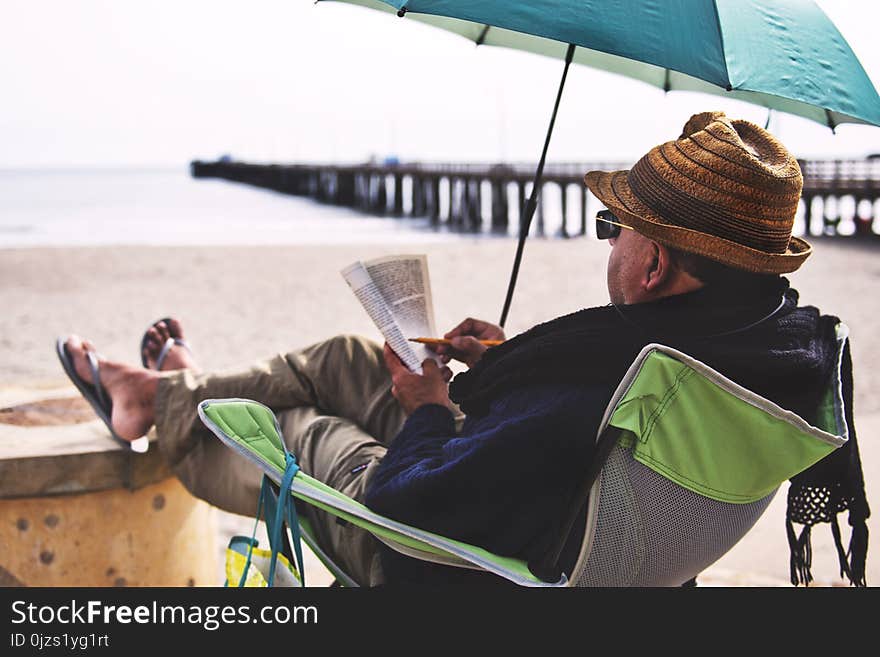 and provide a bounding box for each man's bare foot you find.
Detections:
[65,335,160,442]
[142,318,200,372]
